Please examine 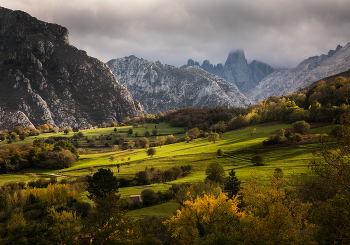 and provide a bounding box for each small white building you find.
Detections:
[129,195,142,203]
